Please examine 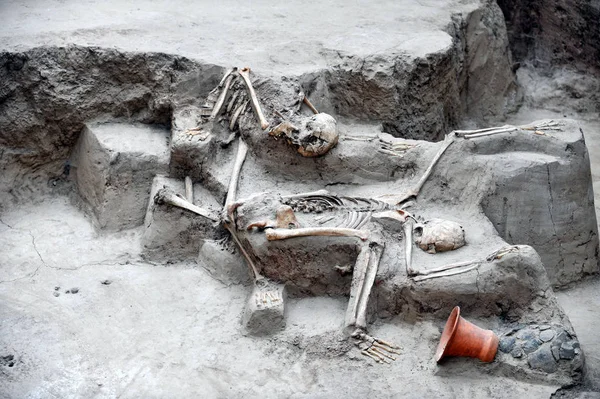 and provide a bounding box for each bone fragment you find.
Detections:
[266,227,369,241]
[226,90,240,114]
[225,139,249,210]
[404,218,415,276]
[302,95,319,114]
[463,127,518,139]
[184,176,193,203]
[154,188,216,222]
[361,350,382,363]
[281,190,330,200]
[371,347,396,361]
[355,242,384,329]
[210,72,235,120]
[238,67,270,130]
[230,100,249,131]
[413,264,479,282]
[346,245,371,329]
